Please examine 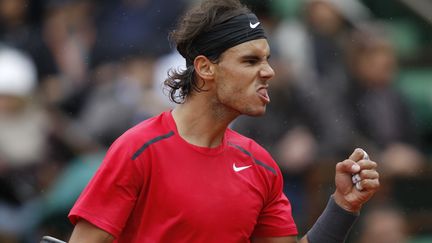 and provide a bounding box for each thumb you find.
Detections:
[349,148,367,162]
[336,159,361,174]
